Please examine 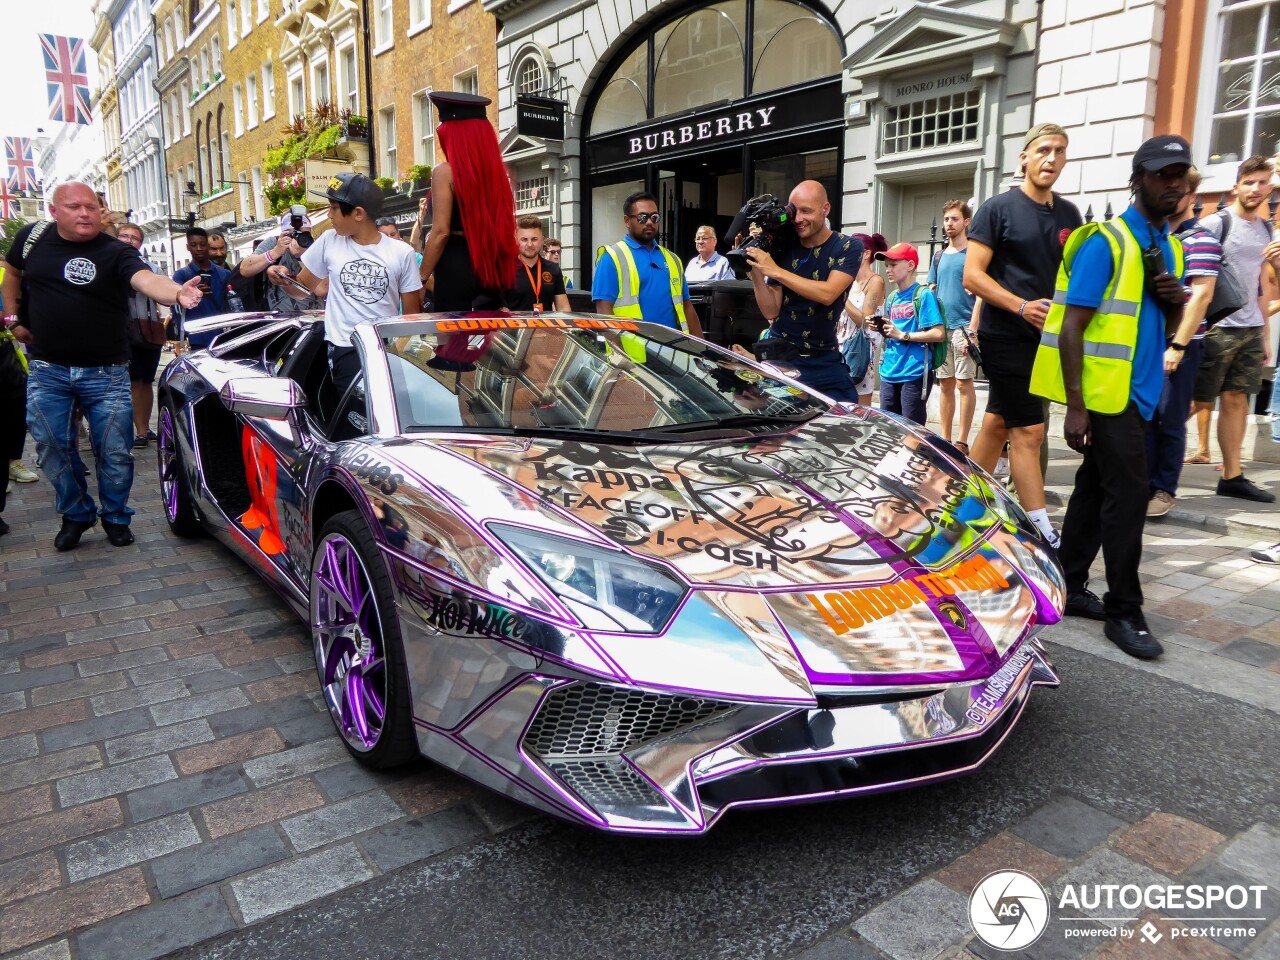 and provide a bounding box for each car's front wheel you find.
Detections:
[157,401,204,538]
[311,510,417,768]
